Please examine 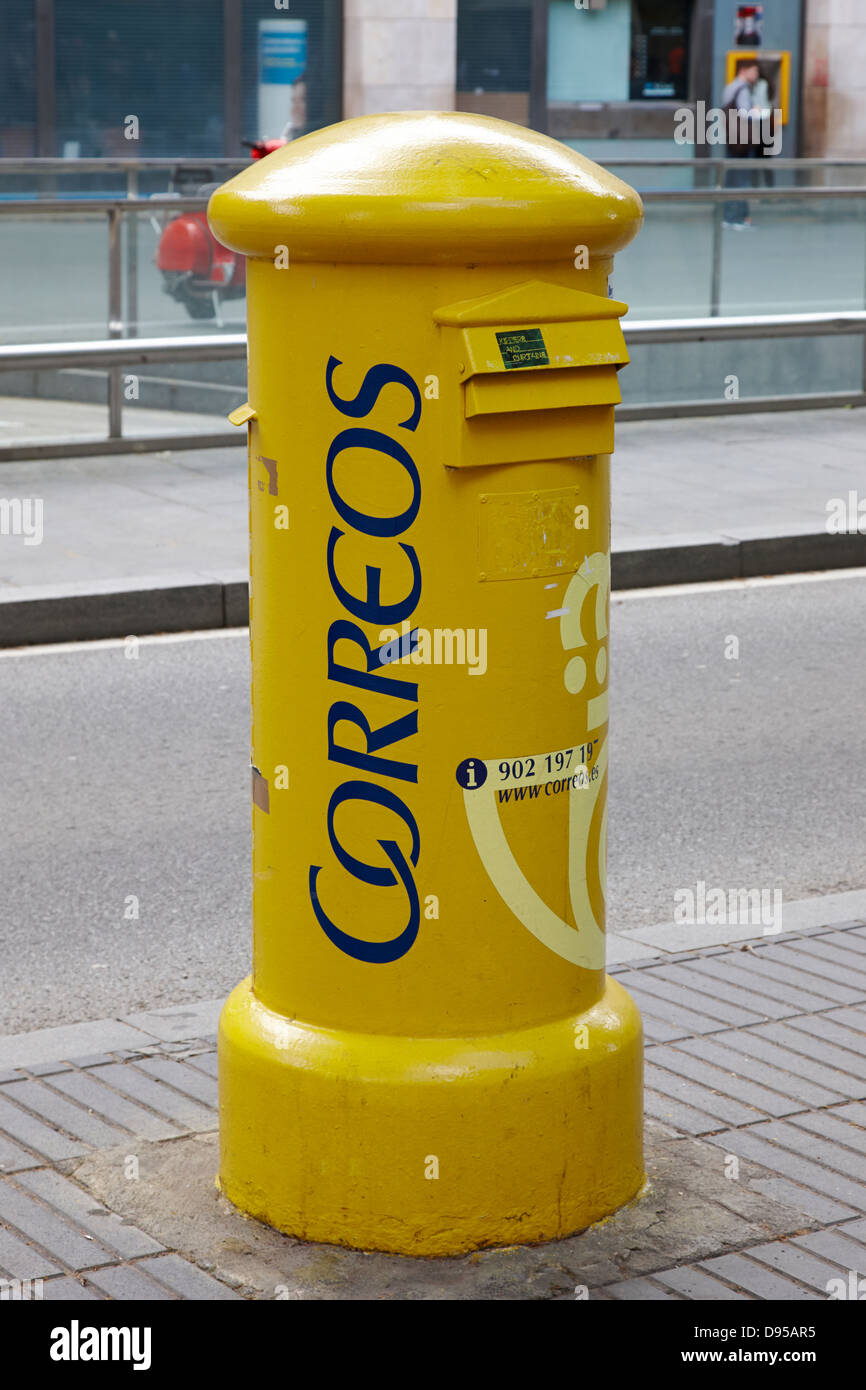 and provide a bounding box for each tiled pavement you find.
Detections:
[1,923,866,1300]
[603,920,866,1300]
[0,1037,237,1300]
